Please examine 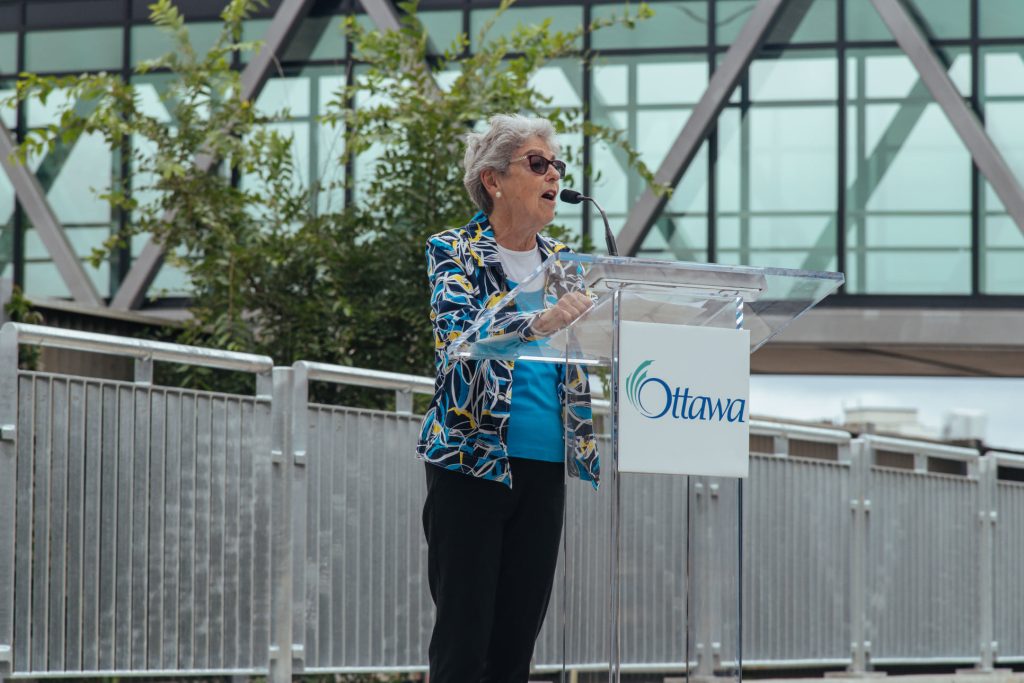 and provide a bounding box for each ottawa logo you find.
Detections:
[625,360,746,423]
